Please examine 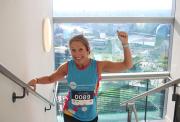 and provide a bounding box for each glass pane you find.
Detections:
[53,23,171,72]
[56,79,166,122]
[146,80,166,120]
[53,0,173,17]
[97,79,167,121]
